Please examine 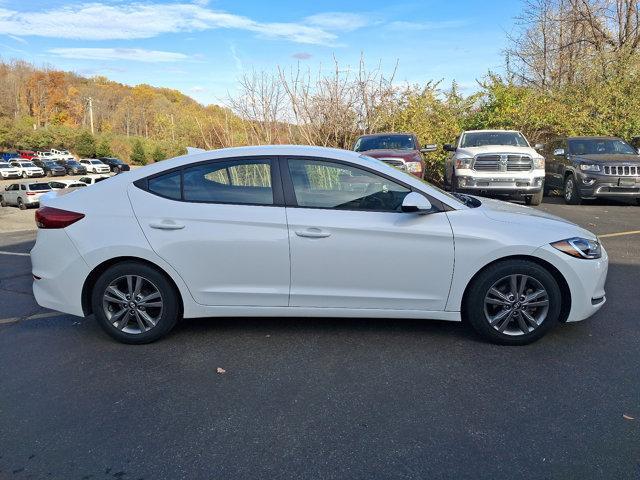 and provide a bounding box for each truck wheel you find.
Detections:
[18,198,26,210]
[564,175,581,205]
[525,190,543,206]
